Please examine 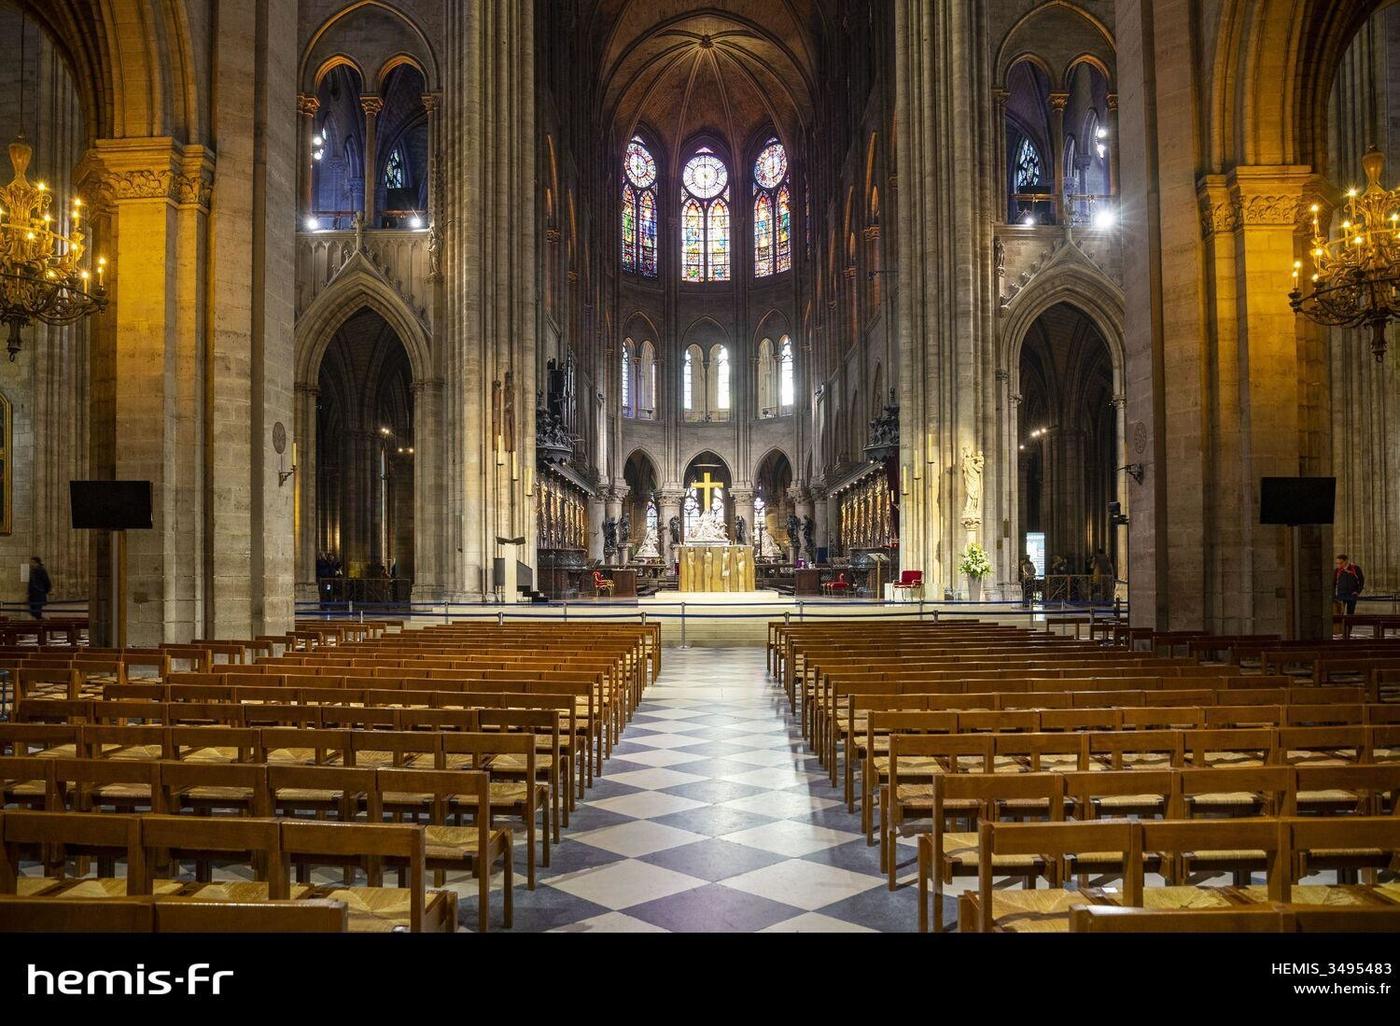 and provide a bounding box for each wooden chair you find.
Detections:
[440,732,546,888]
[915,772,1065,931]
[375,767,513,932]
[0,895,156,931]
[153,898,350,933]
[139,814,289,903]
[278,820,457,933]
[0,810,145,898]
[592,570,615,597]
[891,569,924,600]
